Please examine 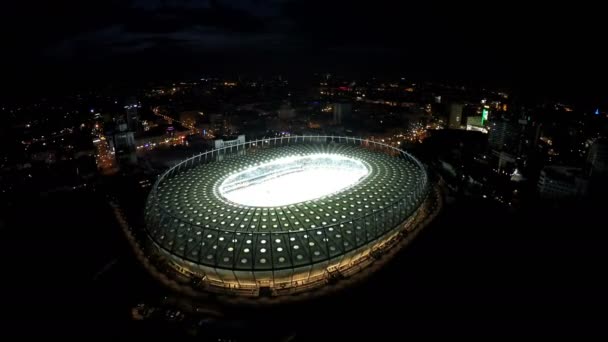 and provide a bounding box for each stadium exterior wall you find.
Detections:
[142,136,432,298]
